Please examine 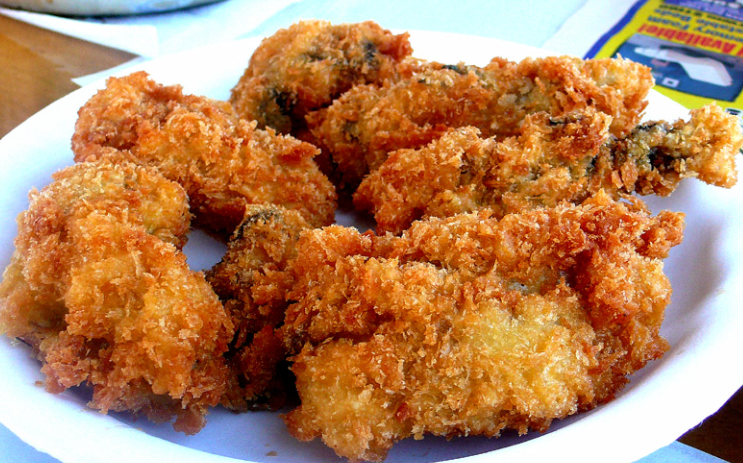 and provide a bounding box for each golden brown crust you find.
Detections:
[0,161,233,434]
[307,56,654,188]
[3,19,734,458]
[614,103,742,194]
[72,71,337,237]
[206,204,310,410]
[280,192,684,462]
[355,104,741,234]
[483,56,653,139]
[229,20,414,135]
